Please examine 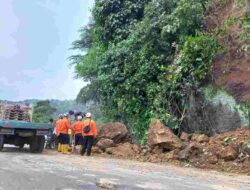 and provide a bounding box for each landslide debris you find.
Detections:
[93,121,250,175]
